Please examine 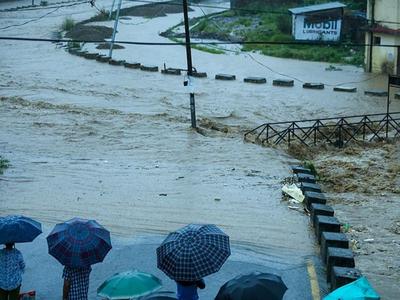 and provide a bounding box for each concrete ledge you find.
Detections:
[305,191,327,209]
[333,86,357,93]
[140,65,159,72]
[330,267,362,291]
[321,232,349,263]
[68,49,79,55]
[326,247,355,282]
[244,77,266,84]
[364,89,388,97]
[296,173,316,184]
[273,79,294,87]
[124,62,141,69]
[96,56,110,63]
[300,182,322,193]
[161,68,181,75]
[291,166,313,175]
[303,83,324,90]
[315,216,341,243]
[310,203,334,227]
[215,74,236,81]
[109,59,126,66]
